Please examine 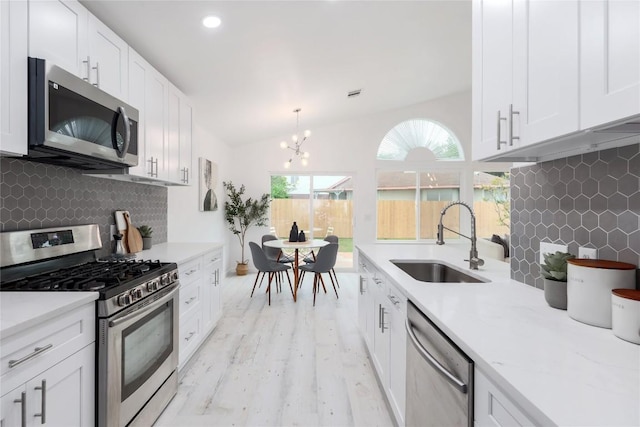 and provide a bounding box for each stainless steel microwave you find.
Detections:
[27,57,138,170]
